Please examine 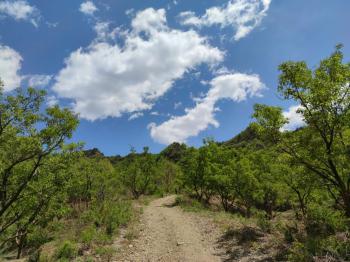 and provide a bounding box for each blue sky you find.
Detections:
[0,0,349,155]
